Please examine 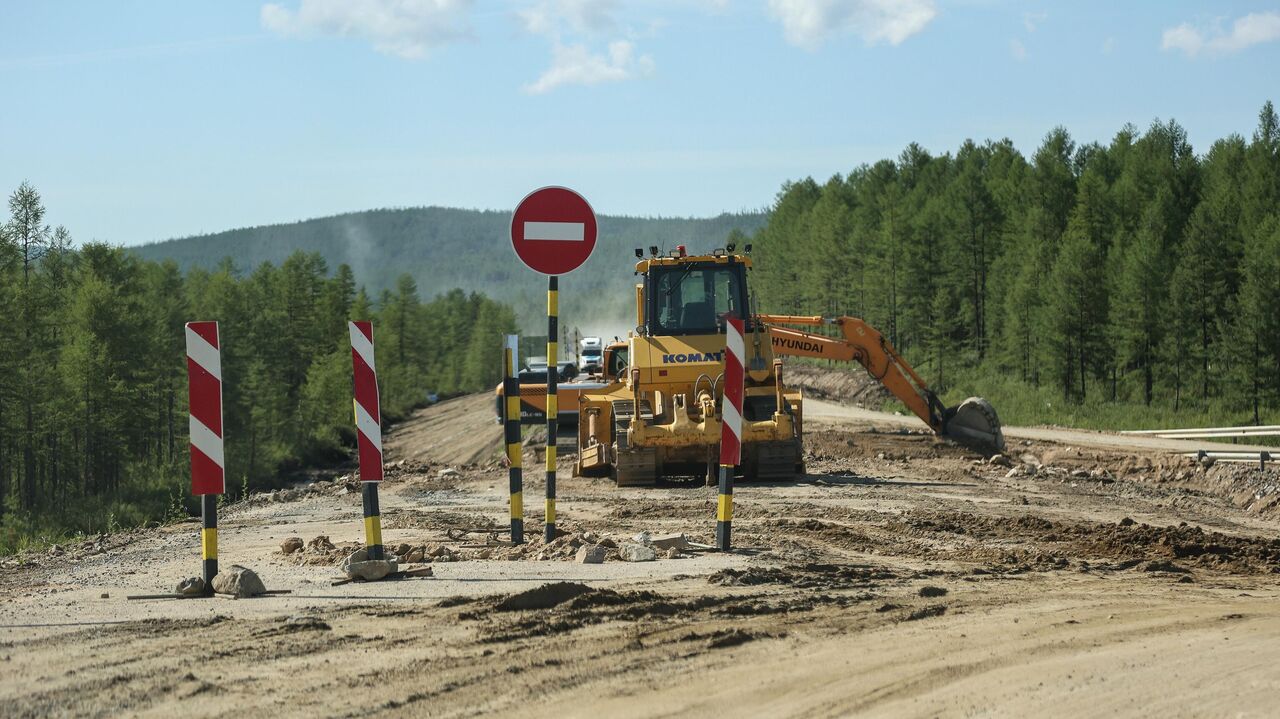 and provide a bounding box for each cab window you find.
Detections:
[608,347,628,379]
[648,263,747,335]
